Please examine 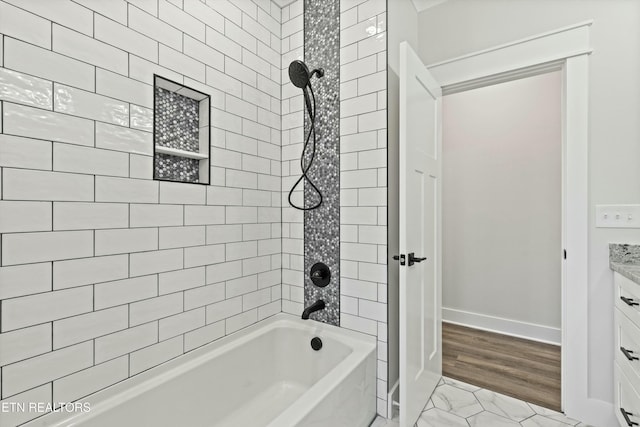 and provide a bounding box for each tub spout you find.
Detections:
[301,299,326,320]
